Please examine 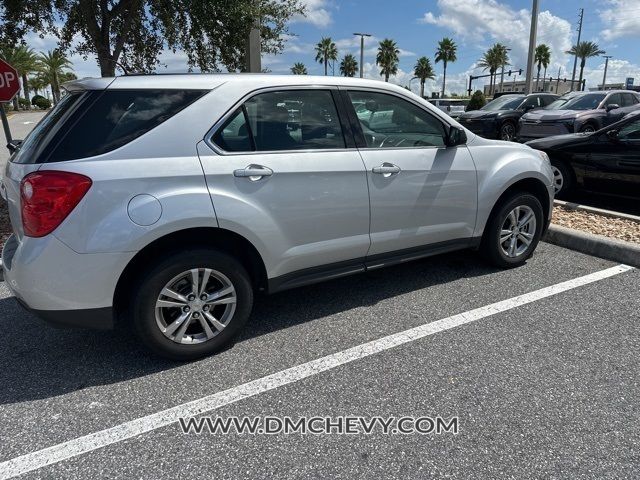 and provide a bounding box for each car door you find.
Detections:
[603,93,628,125]
[341,89,477,259]
[584,116,640,197]
[197,87,371,280]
